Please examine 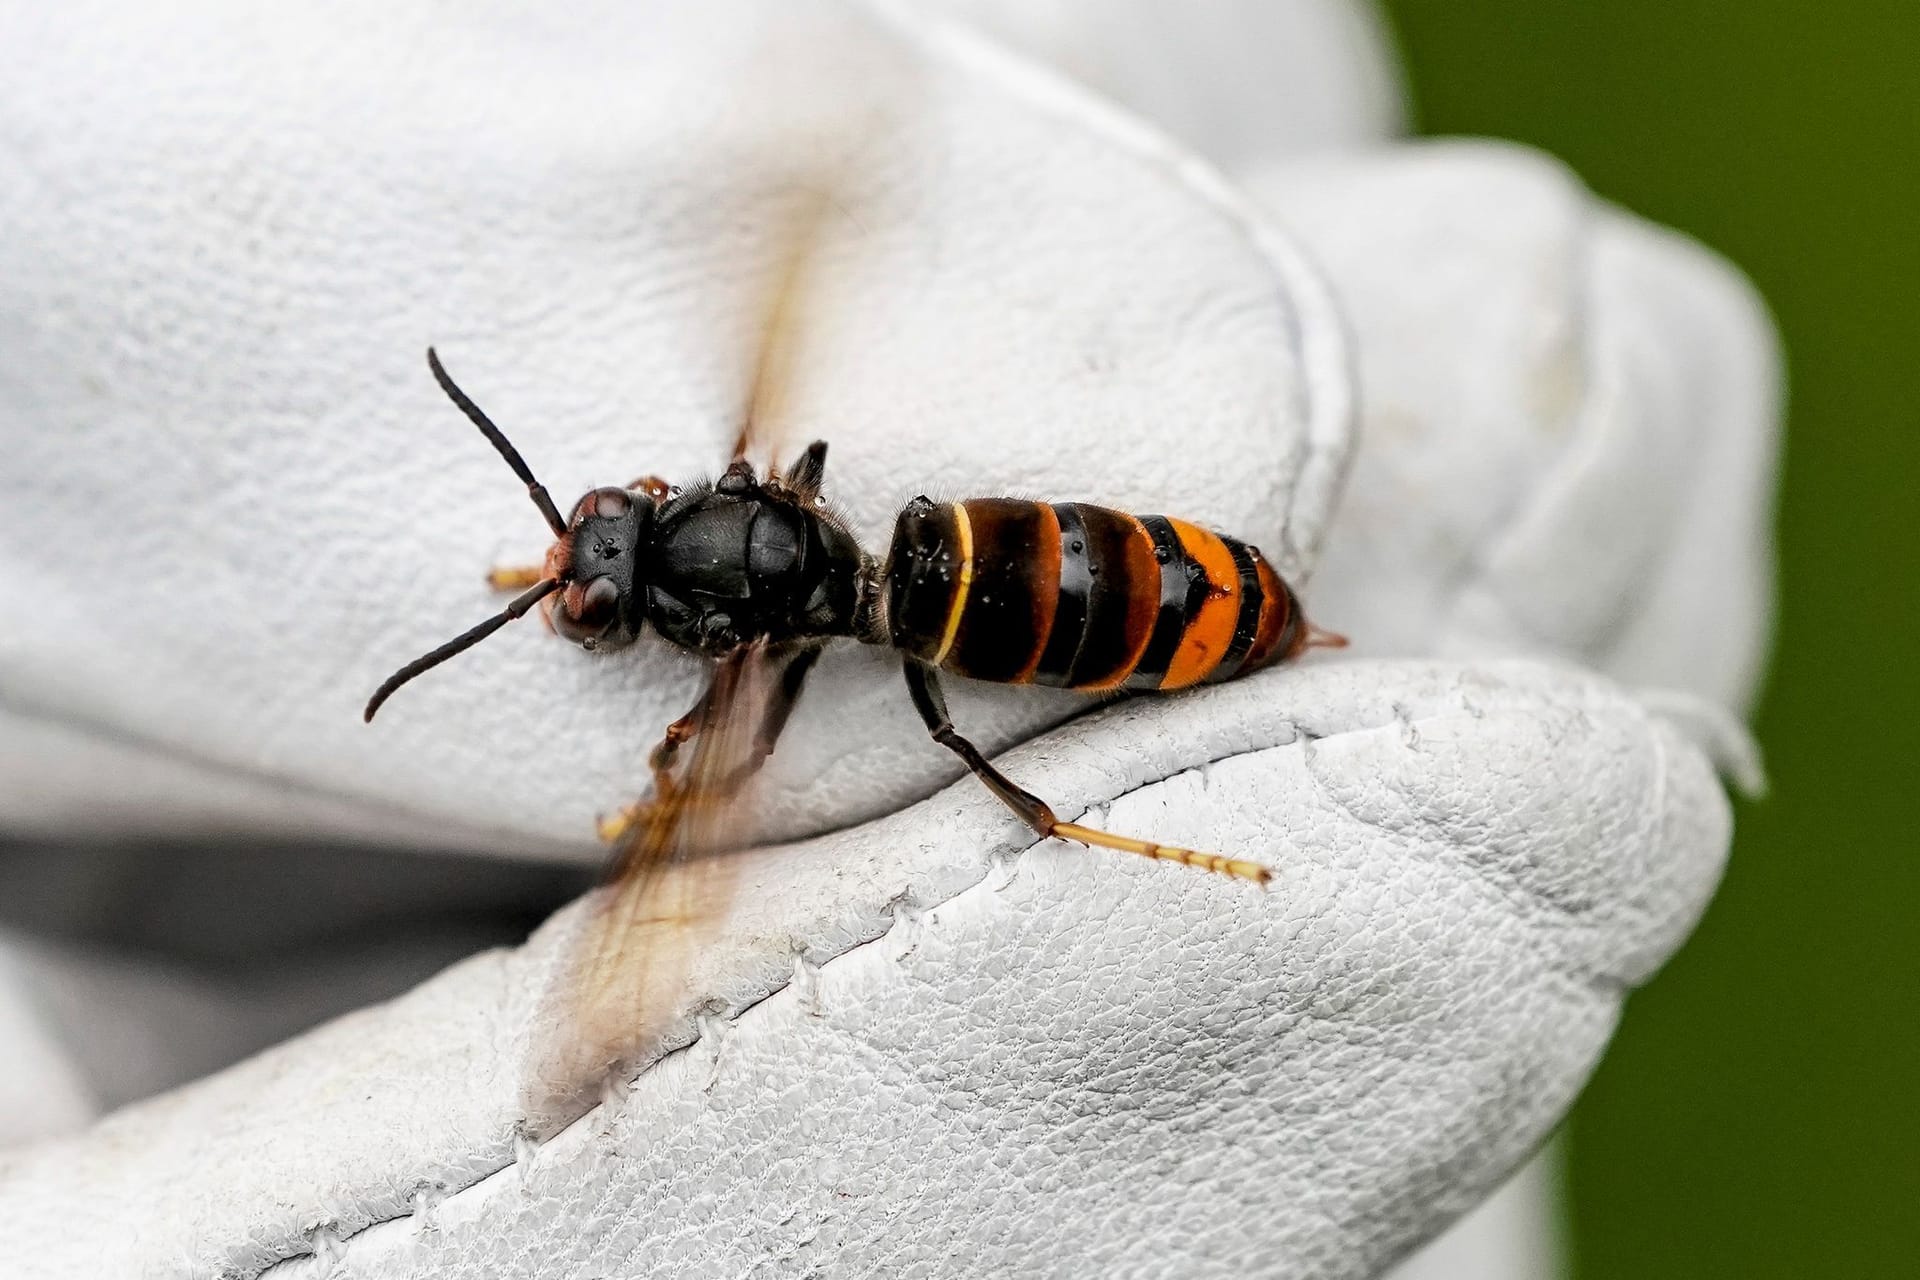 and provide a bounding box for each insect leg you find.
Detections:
[486,565,548,591]
[902,658,1269,885]
[779,441,829,497]
[598,647,823,844]
[654,644,823,797]
[649,688,716,788]
[597,684,718,844]
[715,643,821,791]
